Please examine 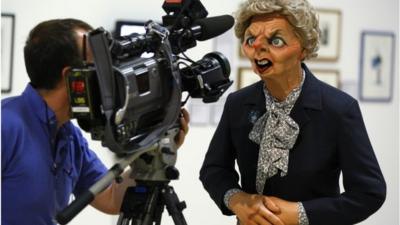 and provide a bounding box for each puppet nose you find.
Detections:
[252,37,267,51]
